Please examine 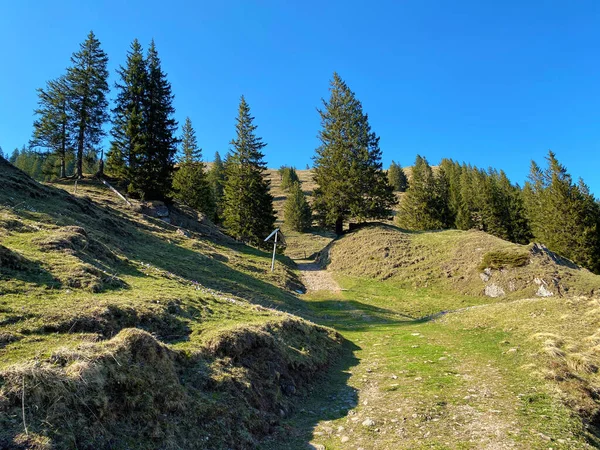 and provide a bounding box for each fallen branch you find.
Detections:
[99,178,132,207]
[22,375,28,436]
